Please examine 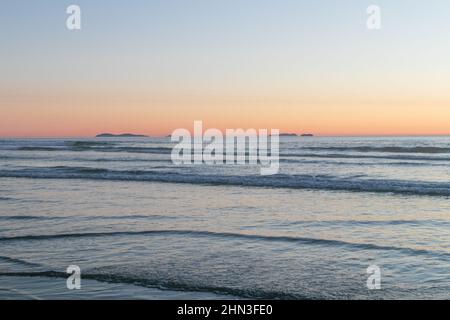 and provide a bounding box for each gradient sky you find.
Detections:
[1,0,450,137]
